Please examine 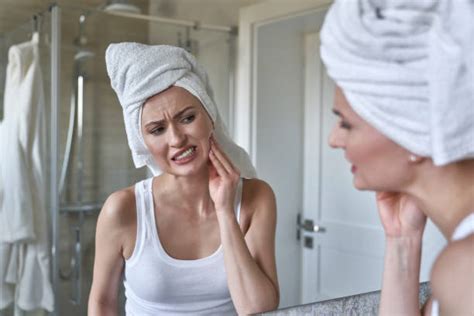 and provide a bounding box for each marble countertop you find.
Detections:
[261,282,431,316]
